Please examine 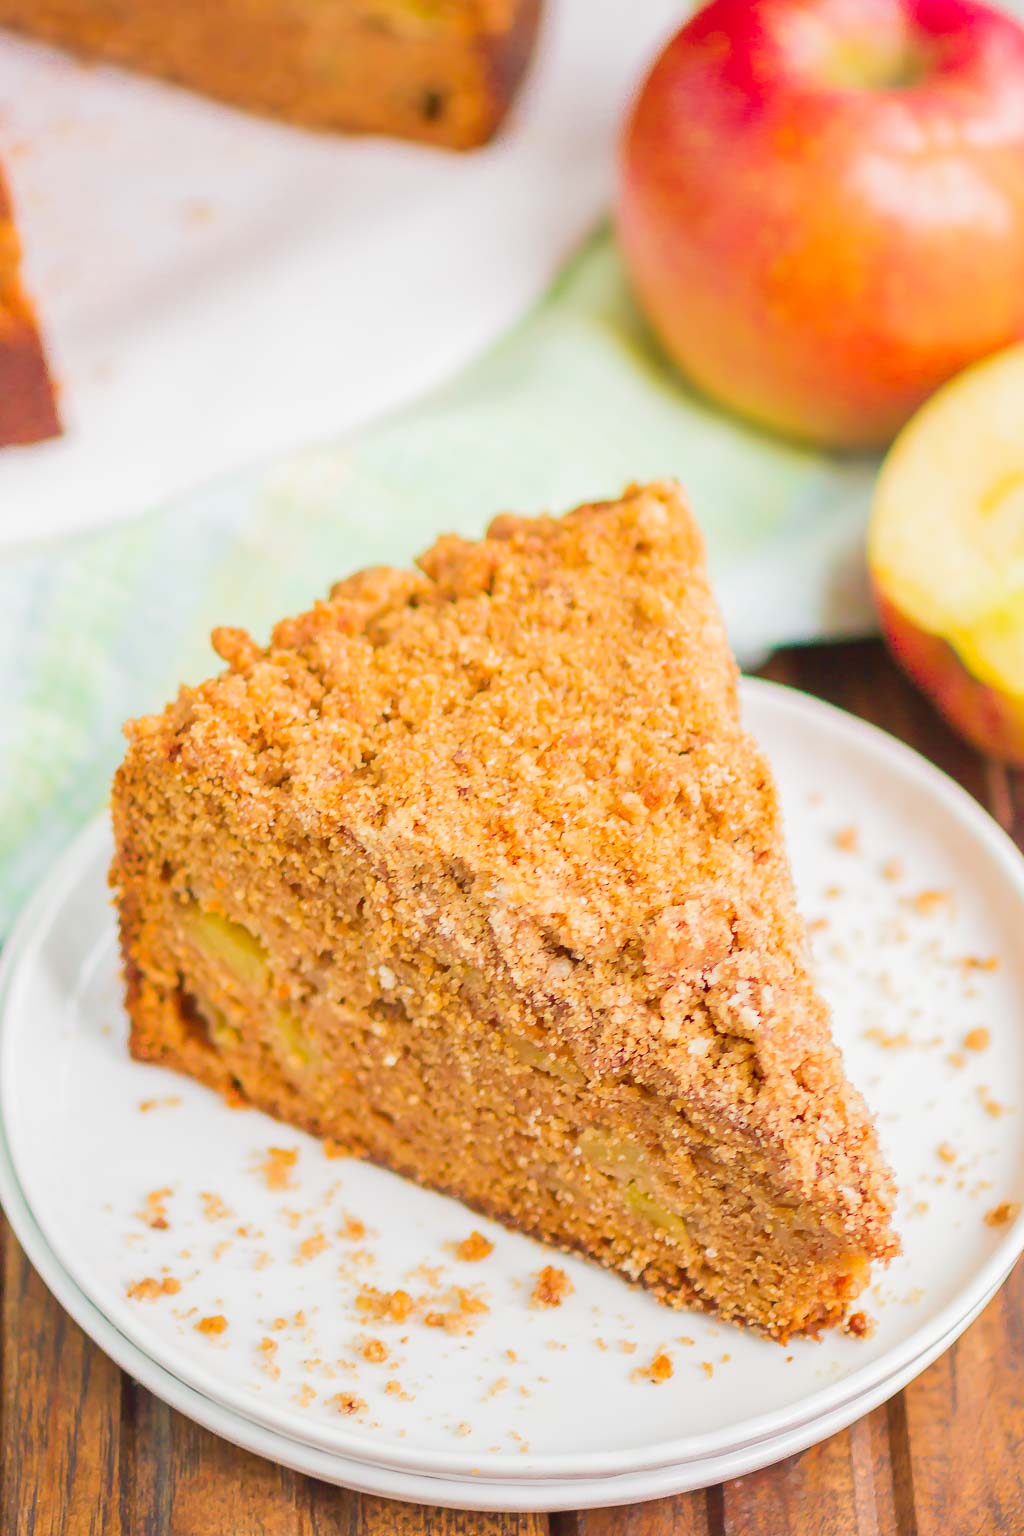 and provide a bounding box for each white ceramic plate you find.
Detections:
[3,680,1024,1485]
[0,1089,1006,1511]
